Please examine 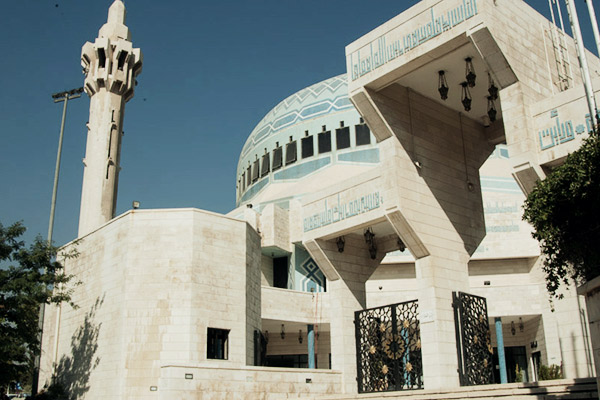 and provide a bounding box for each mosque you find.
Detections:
[39,0,600,398]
